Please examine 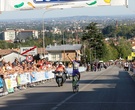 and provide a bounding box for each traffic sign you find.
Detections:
[21,46,37,55]
[26,55,33,62]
